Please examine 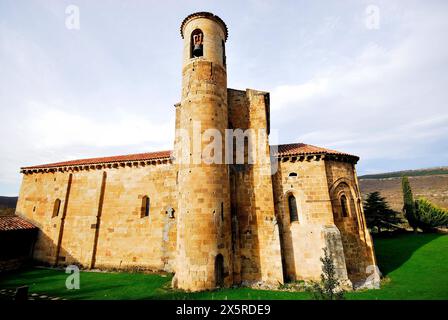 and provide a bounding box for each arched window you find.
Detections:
[52,199,61,218]
[340,195,349,217]
[288,195,298,222]
[190,29,203,58]
[141,196,150,218]
[288,172,298,178]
